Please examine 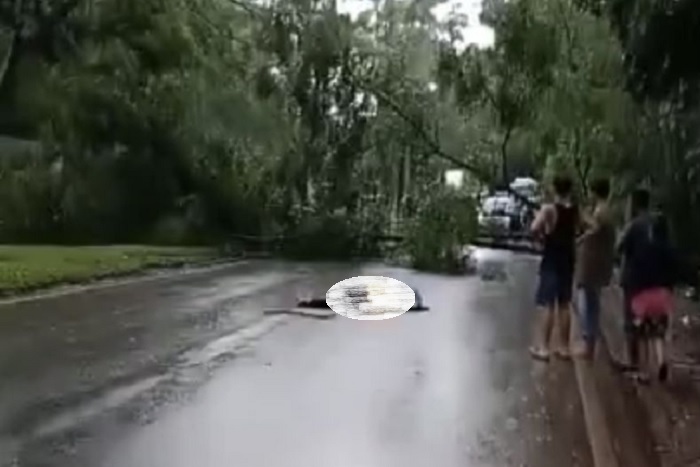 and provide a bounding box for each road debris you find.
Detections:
[263,308,336,319]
